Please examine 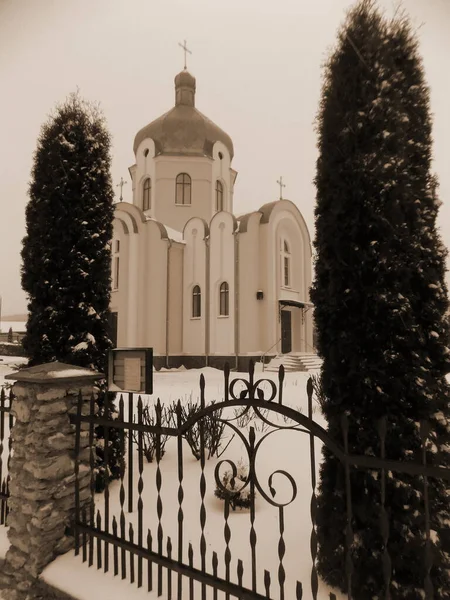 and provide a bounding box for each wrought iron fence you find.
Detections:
[0,386,14,526]
[71,362,450,600]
